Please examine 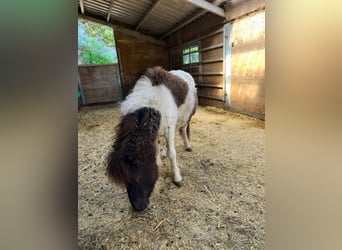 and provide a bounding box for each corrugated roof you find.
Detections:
[78,0,227,40]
